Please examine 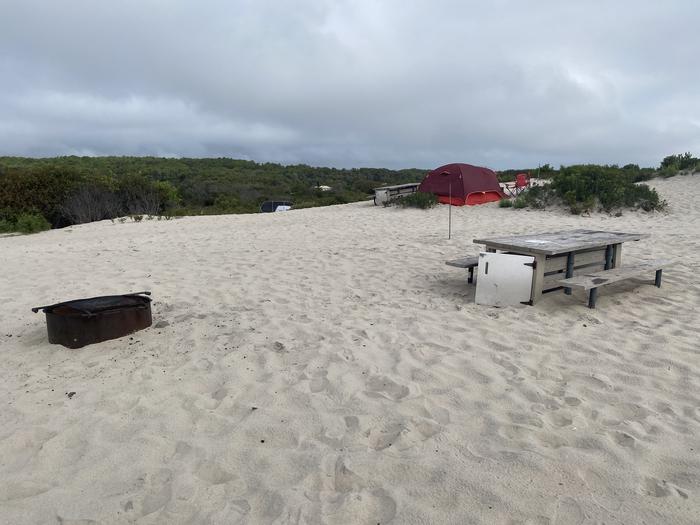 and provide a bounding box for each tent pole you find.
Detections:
[448,182,452,240]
